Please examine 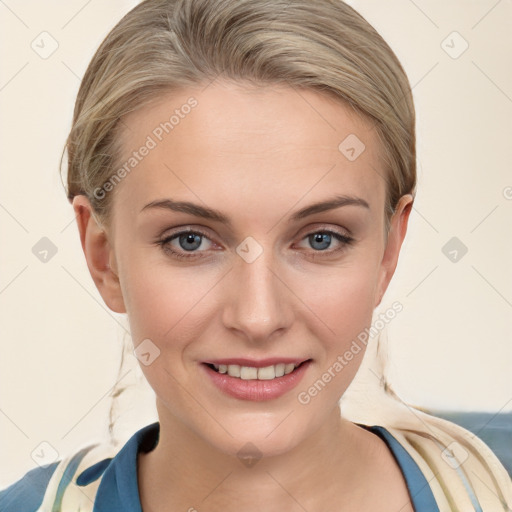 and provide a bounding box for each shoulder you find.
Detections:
[0,423,160,512]
[0,443,117,512]
[343,381,512,509]
[0,463,59,512]
[381,413,512,510]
